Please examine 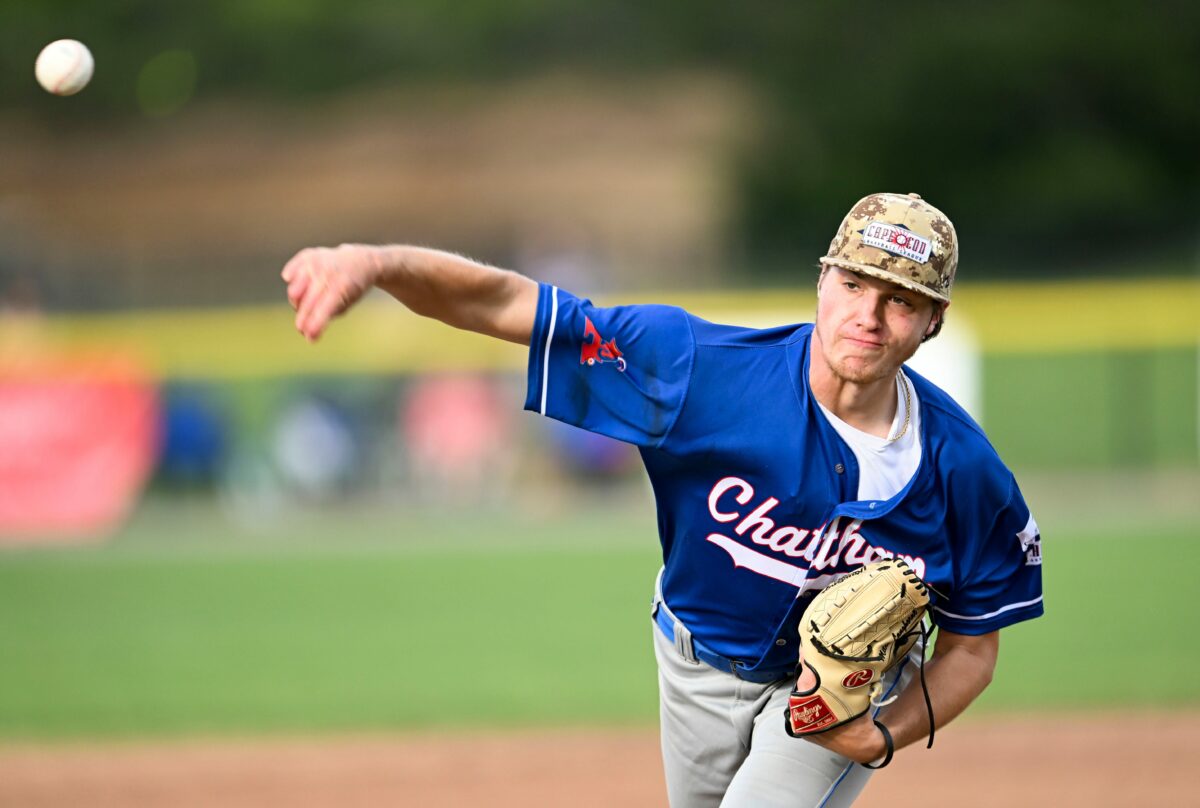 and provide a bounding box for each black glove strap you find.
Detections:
[861,720,894,770]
